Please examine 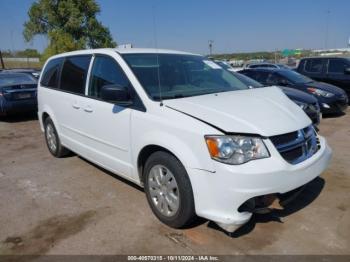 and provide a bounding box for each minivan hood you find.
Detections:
[164,86,311,137]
